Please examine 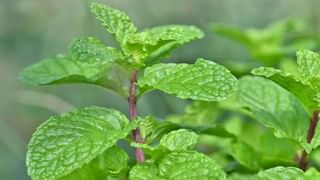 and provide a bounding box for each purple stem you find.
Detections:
[128,70,145,163]
[299,110,319,171]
